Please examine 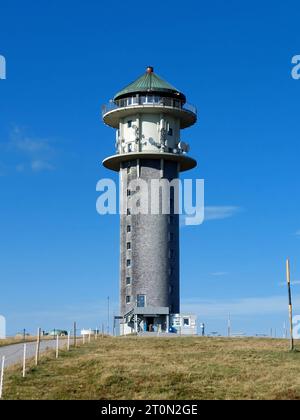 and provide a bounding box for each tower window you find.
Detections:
[137,294,146,308]
[126,259,131,267]
[168,127,173,136]
[126,277,131,285]
[127,189,131,196]
[127,120,132,128]
[169,249,175,259]
[127,208,131,216]
[128,143,132,152]
[169,233,174,242]
[127,225,131,233]
[127,242,131,250]
[126,295,131,304]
